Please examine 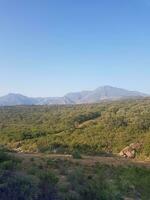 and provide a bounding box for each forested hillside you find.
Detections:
[0,98,150,159]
